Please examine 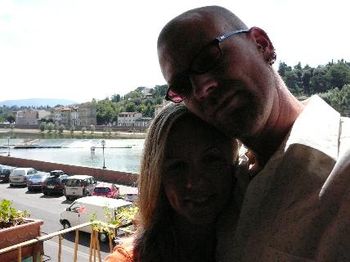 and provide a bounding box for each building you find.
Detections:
[53,107,72,126]
[15,110,39,126]
[70,107,79,127]
[134,117,152,128]
[12,102,97,129]
[77,102,97,127]
[37,110,51,121]
[51,103,96,128]
[117,112,142,127]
